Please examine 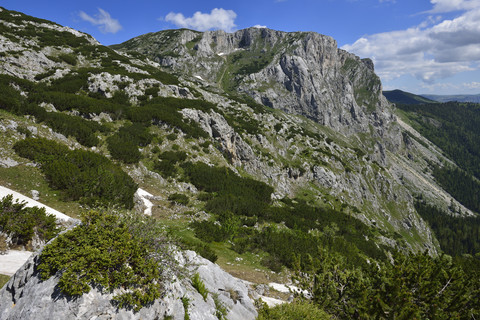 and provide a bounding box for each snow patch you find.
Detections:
[135,188,154,216]
[0,186,72,221]
[269,282,310,296]
[258,295,286,307]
